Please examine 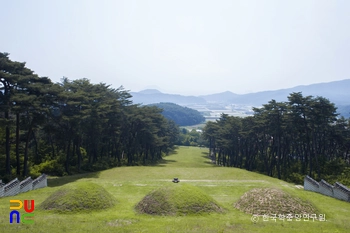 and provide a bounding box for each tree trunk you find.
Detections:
[76,137,82,172]
[32,130,39,164]
[16,112,20,175]
[65,139,71,174]
[23,124,33,177]
[5,110,11,175]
